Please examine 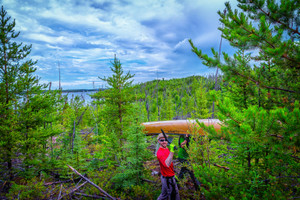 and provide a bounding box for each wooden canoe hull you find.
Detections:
[141,119,221,136]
